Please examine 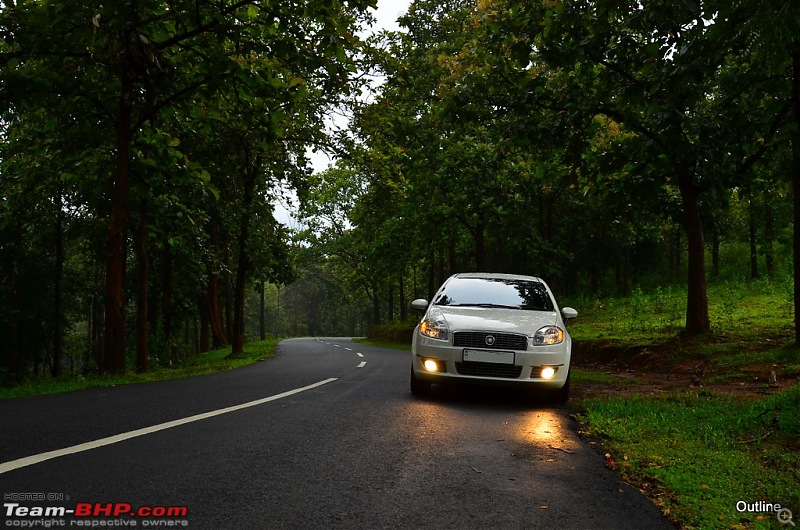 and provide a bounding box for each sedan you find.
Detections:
[410,272,577,402]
